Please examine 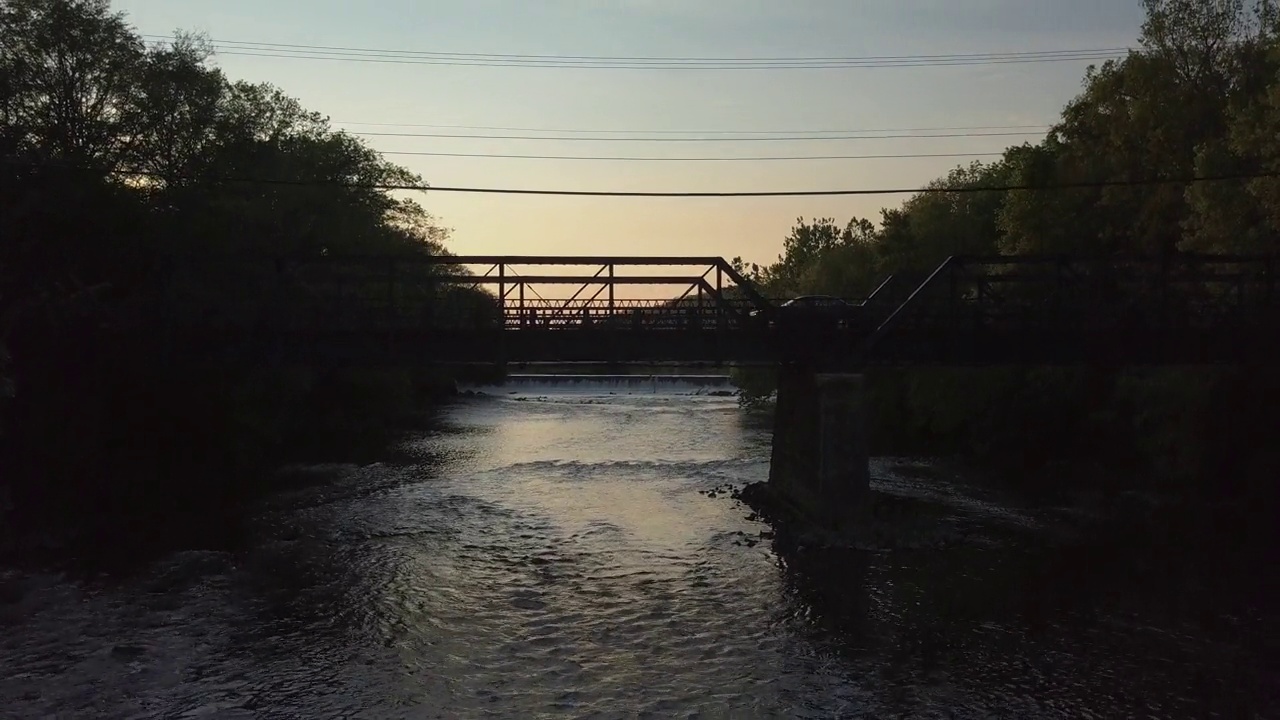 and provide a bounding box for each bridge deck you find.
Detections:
[167,324,1280,367]
[150,253,1280,367]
